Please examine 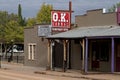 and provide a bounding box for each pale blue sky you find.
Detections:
[0,0,120,20]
